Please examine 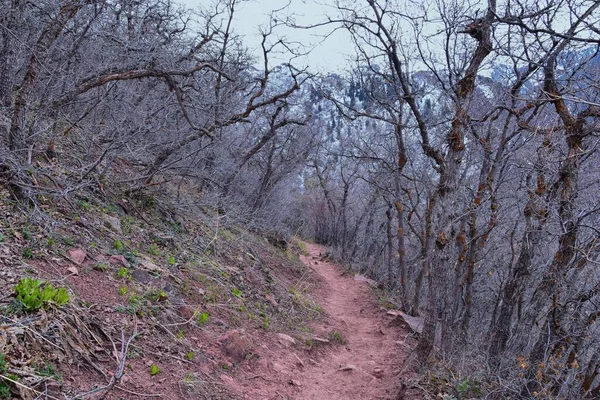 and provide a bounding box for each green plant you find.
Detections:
[33,362,57,377]
[93,263,109,272]
[231,288,243,298]
[168,255,176,266]
[196,312,209,326]
[141,195,155,208]
[327,330,347,345]
[149,364,160,376]
[0,385,9,399]
[61,236,75,246]
[148,289,167,302]
[22,247,33,258]
[14,278,70,311]
[22,229,32,241]
[0,233,5,243]
[296,240,308,256]
[47,237,55,247]
[176,330,185,339]
[454,377,480,399]
[0,354,6,373]
[114,305,127,314]
[78,200,91,211]
[114,240,125,252]
[117,266,129,279]
[118,286,128,296]
[147,244,160,256]
[262,315,270,330]
[128,293,141,308]
[186,351,194,361]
